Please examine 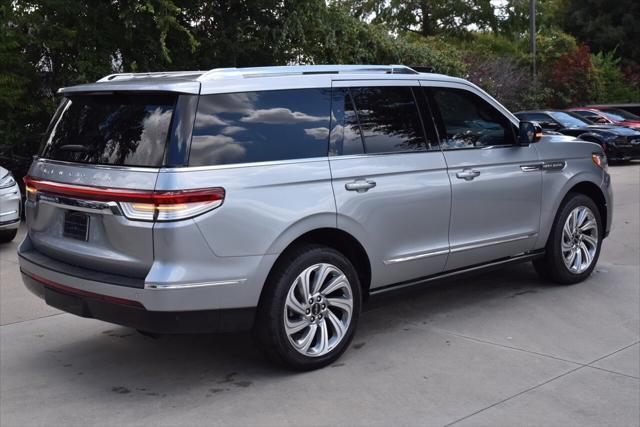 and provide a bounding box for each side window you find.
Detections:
[350,86,429,154]
[525,113,552,122]
[189,88,331,166]
[429,87,516,149]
